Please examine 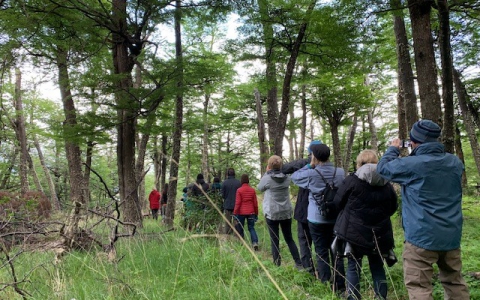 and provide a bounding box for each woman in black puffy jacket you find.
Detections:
[333,150,398,300]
